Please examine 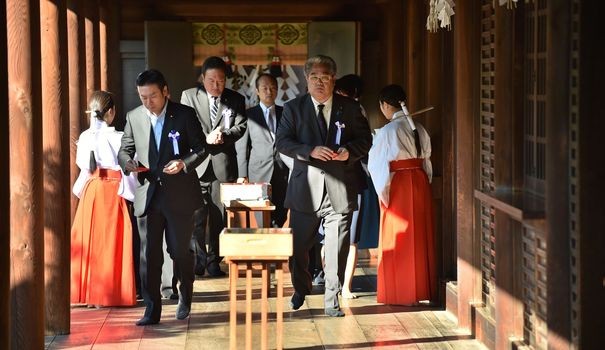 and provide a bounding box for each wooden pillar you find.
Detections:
[454,0,481,331]
[7,0,45,348]
[98,1,107,90]
[545,1,571,348]
[41,0,71,335]
[0,0,10,348]
[493,5,524,348]
[380,0,405,84]
[84,0,100,101]
[577,1,605,348]
[405,0,426,111]
[427,28,456,286]
[67,0,87,220]
[99,0,123,127]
